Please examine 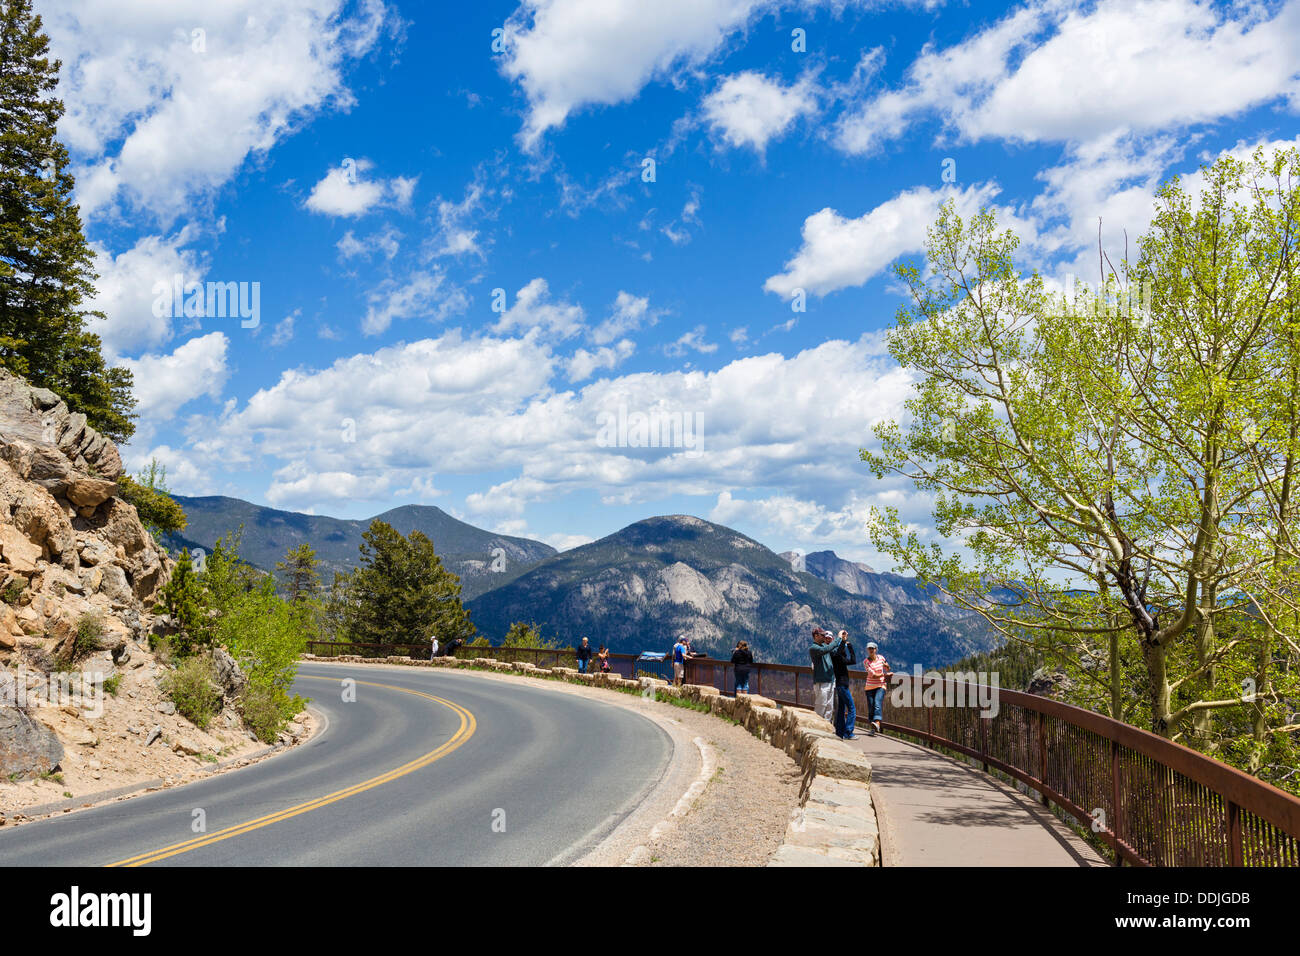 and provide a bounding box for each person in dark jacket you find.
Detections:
[832,629,858,739]
[731,641,754,695]
[576,637,593,674]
